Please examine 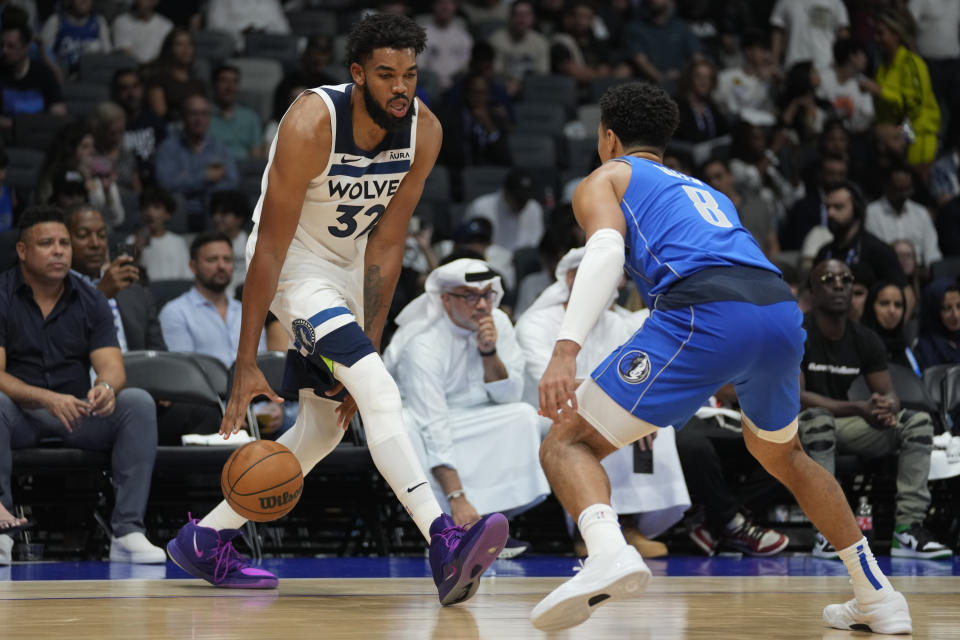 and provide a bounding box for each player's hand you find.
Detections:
[450,495,481,528]
[636,431,657,451]
[221,362,282,438]
[44,391,91,432]
[97,255,139,298]
[476,315,497,355]
[87,384,116,417]
[326,382,358,430]
[539,341,580,423]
